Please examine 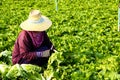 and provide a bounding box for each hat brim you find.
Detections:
[20,16,52,31]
